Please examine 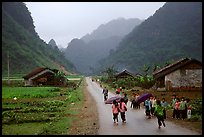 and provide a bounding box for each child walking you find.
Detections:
[119,98,127,123]
[154,99,166,129]
[112,100,120,124]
